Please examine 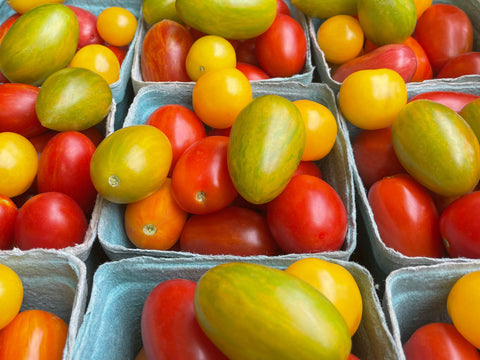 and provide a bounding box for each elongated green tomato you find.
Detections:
[291,0,357,18]
[90,125,172,204]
